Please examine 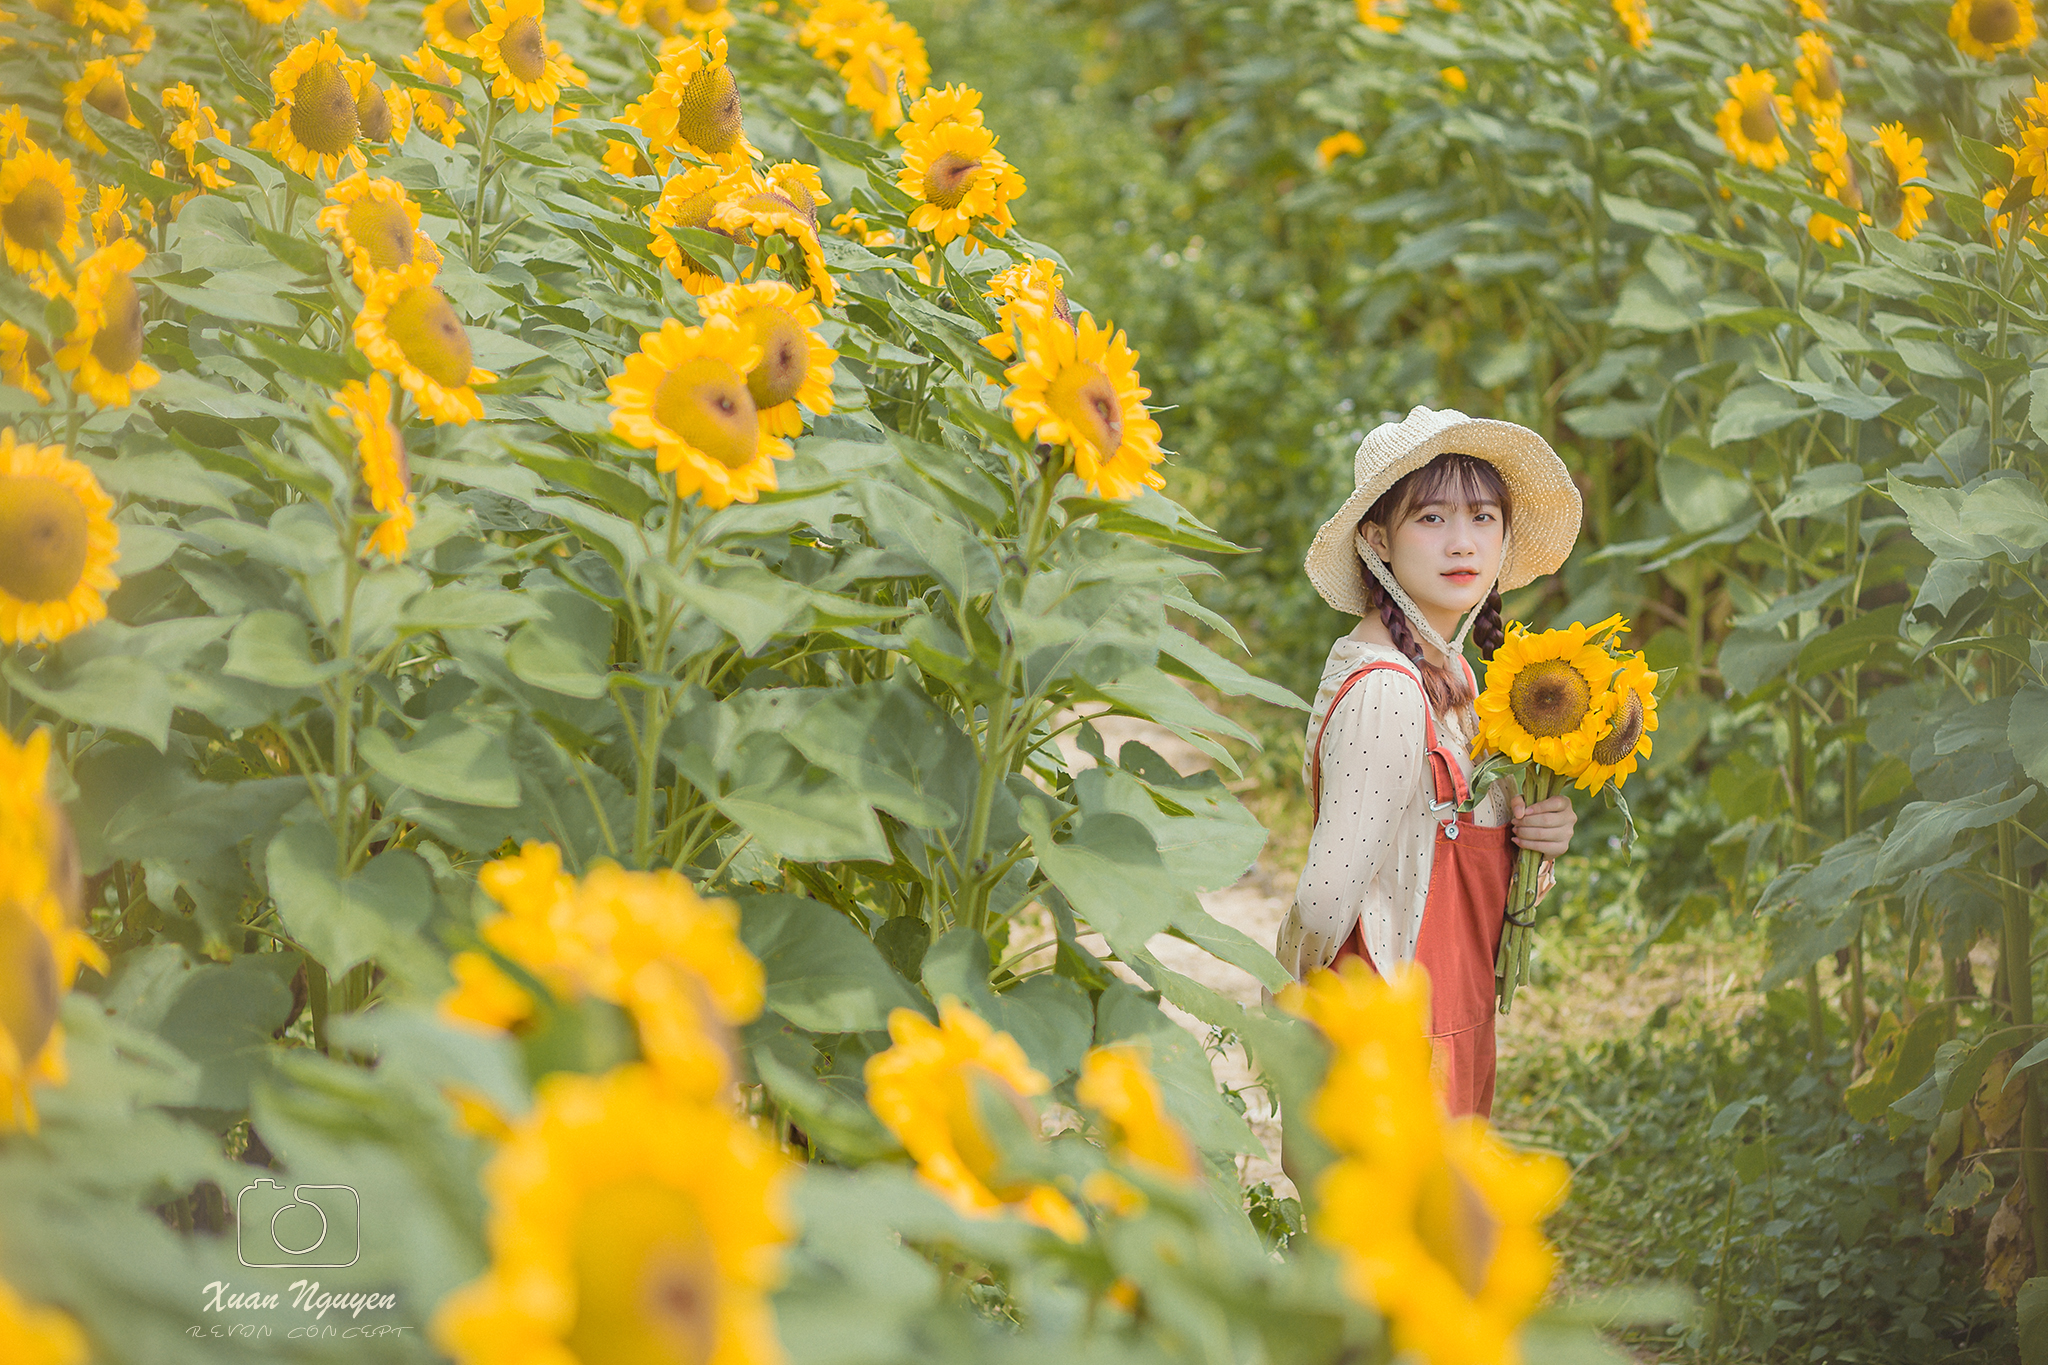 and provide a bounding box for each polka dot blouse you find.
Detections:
[1273,632,1532,983]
